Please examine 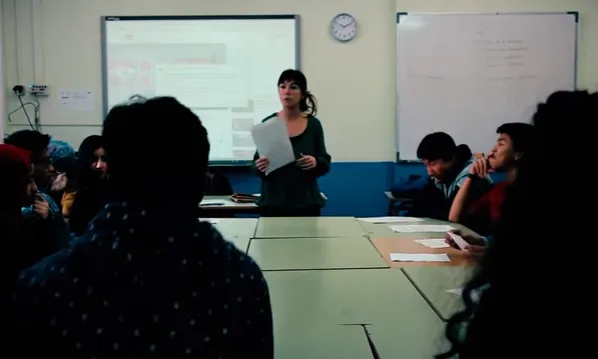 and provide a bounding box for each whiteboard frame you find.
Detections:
[395,11,579,163]
[100,14,301,166]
